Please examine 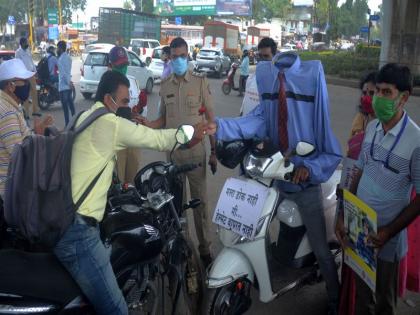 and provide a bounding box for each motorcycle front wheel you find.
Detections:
[221,82,231,95]
[206,279,252,315]
[38,90,51,110]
